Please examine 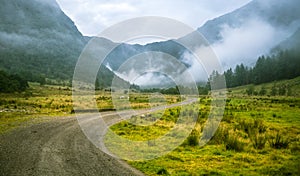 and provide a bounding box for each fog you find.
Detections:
[211,18,298,69]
